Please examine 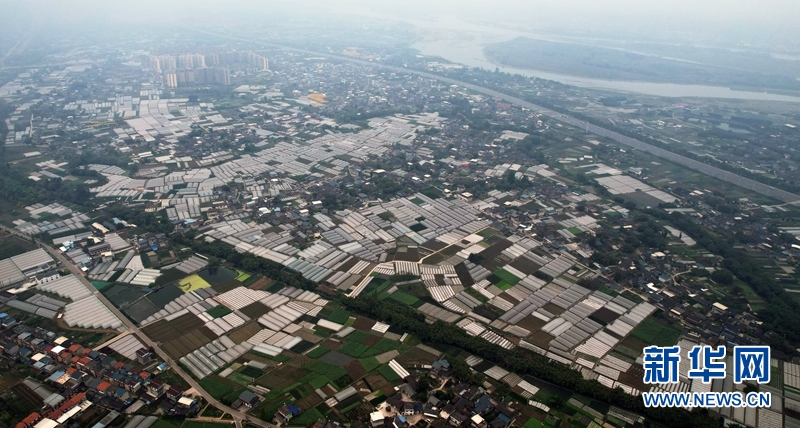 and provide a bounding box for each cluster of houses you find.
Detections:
[1,319,197,427]
[370,362,518,428]
[603,249,772,355]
